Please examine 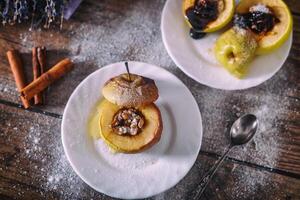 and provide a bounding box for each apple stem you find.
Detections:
[125,62,131,81]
